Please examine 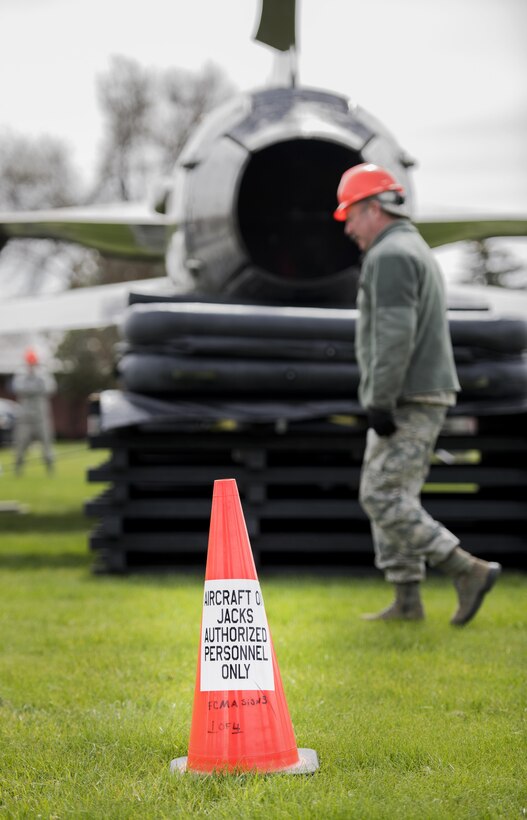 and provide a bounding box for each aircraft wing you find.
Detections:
[0,277,176,335]
[2,279,524,338]
[0,202,174,260]
[416,215,527,248]
[446,283,527,317]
